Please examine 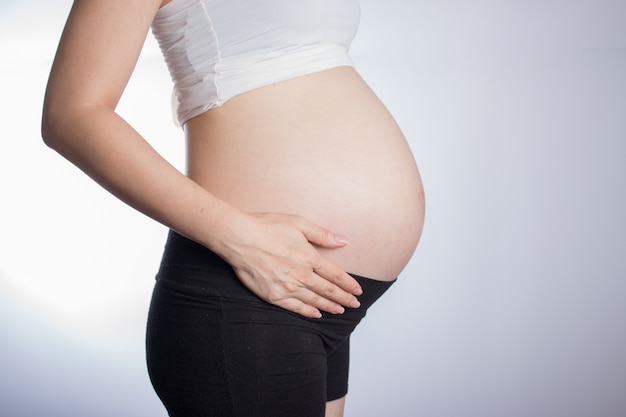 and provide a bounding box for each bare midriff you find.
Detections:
[184,66,425,281]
